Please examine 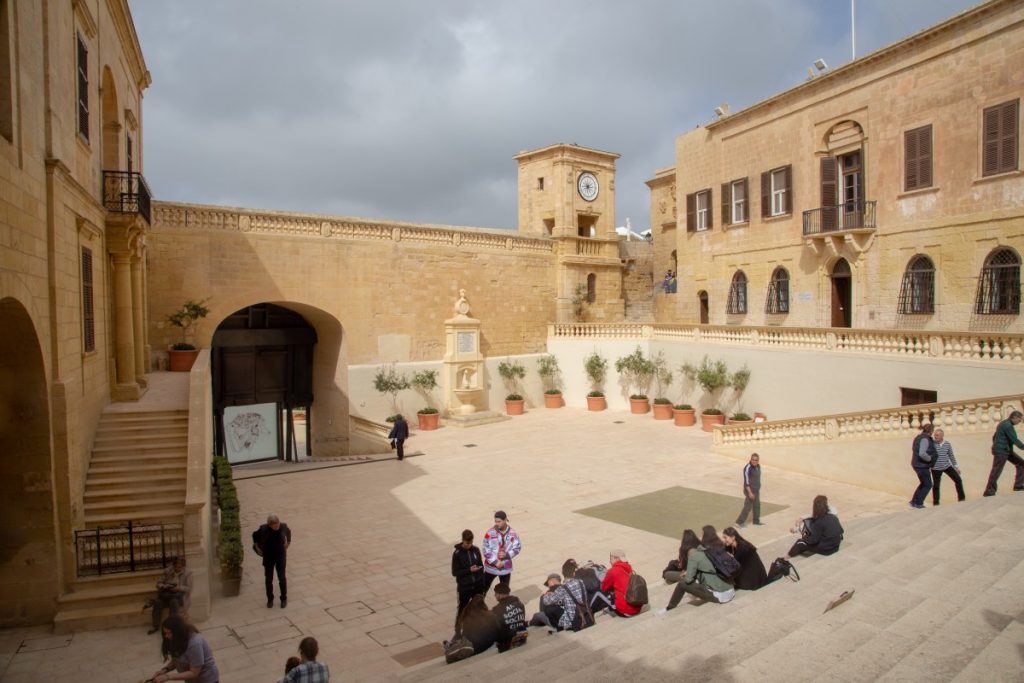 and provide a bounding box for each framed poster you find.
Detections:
[223,403,279,463]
